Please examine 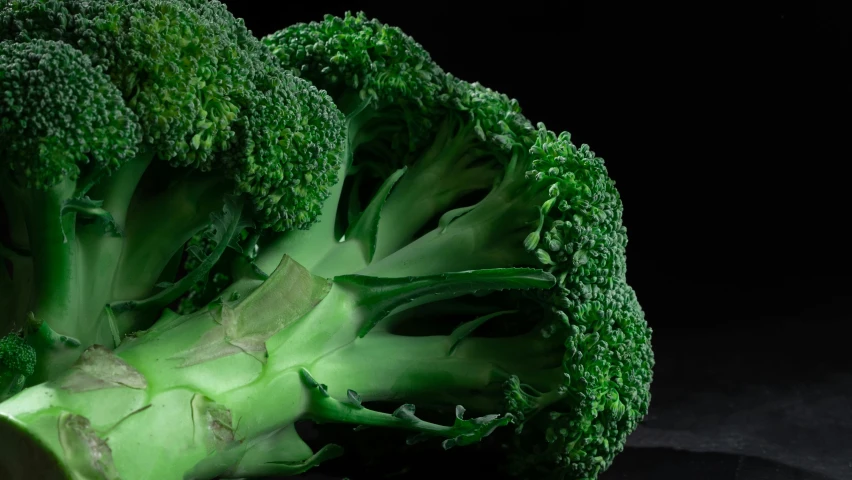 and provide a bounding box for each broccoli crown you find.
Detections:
[531,128,627,282]
[264,11,444,149]
[262,19,653,476]
[0,333,36,385]
[442,76,537,152]
[166,0,346,230]
[0,39,141,189]
[363,77,538,183]
[0,333,35,377]
[265,11,442,109]
[498,127,652,478]
[354,119,652,479]
[0,0,238,167]
[262,14,544,269]
[505,282,652,479]
[0,0,345,231]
